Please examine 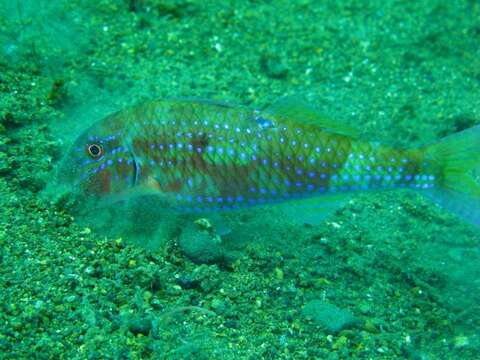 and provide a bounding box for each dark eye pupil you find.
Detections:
[88,144,101,157]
